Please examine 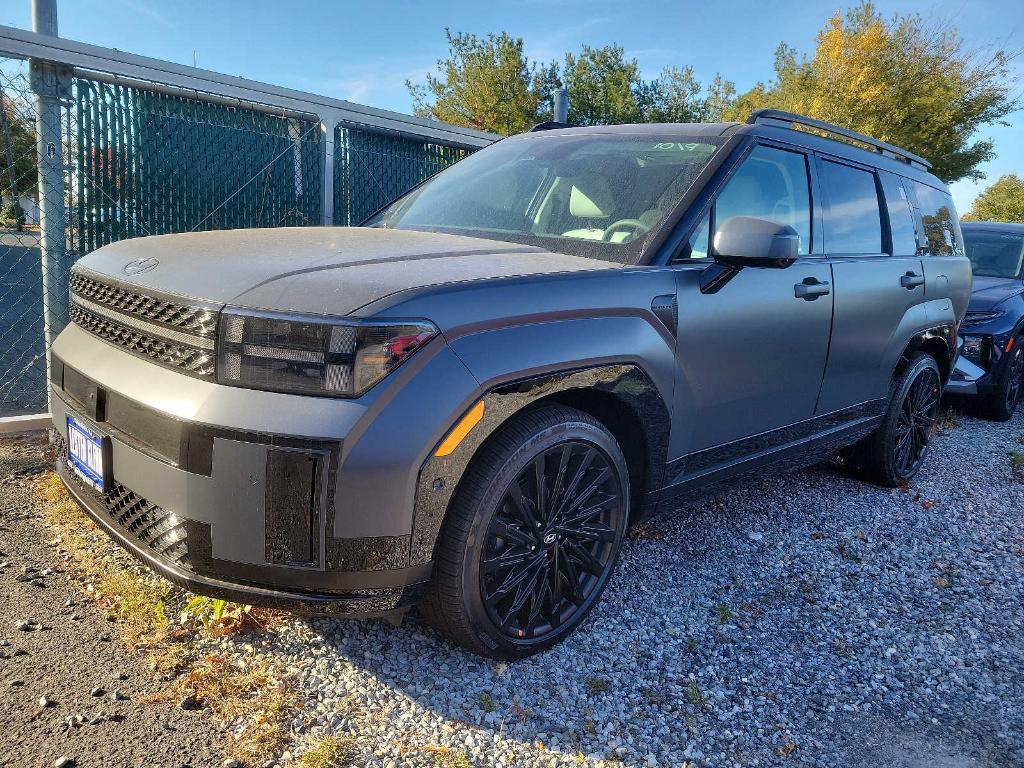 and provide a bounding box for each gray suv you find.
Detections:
[50,110,970,659]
